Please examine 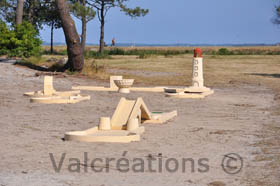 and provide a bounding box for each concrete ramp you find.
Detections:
[111,98,137,130]
[111,97,176,130]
